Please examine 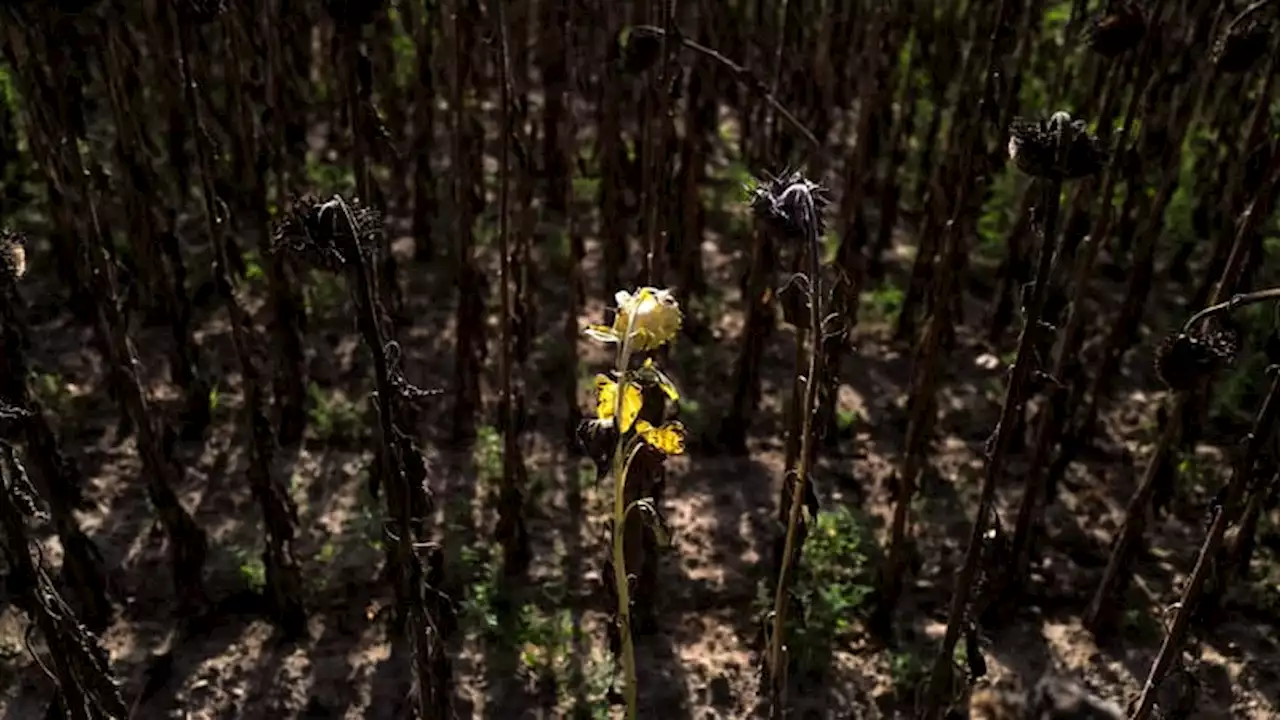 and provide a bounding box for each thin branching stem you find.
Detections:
[766,190,822,713]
